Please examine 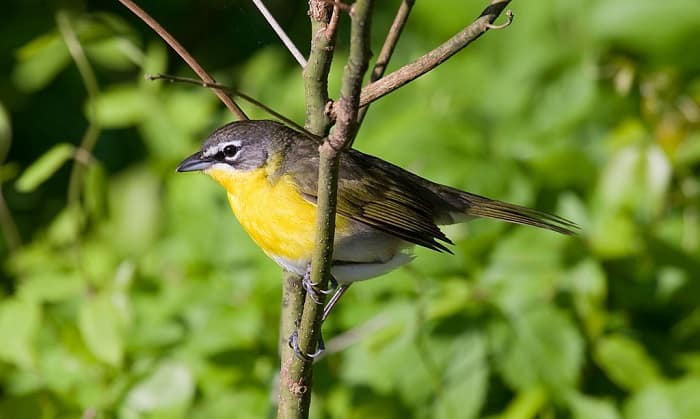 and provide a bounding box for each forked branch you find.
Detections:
[118,0,248,120]
[355,0,512,108]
